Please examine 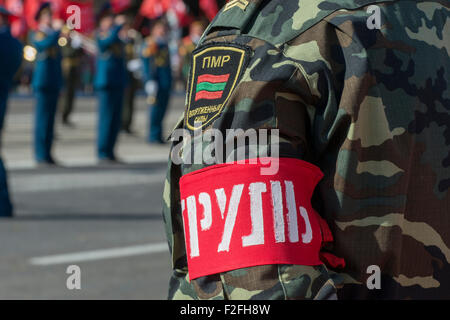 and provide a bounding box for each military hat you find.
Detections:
[34,2,51,21]
[97,2,114,21]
